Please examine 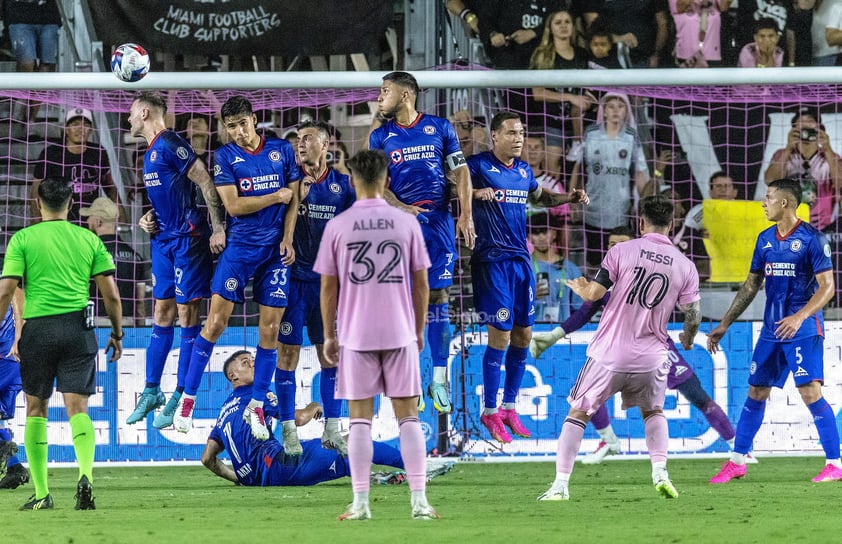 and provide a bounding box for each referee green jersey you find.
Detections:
[1,220,115,319]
